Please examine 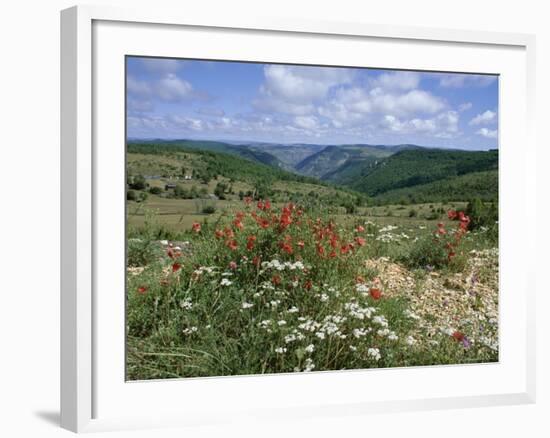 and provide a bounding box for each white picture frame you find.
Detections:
[60,4,536,433]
